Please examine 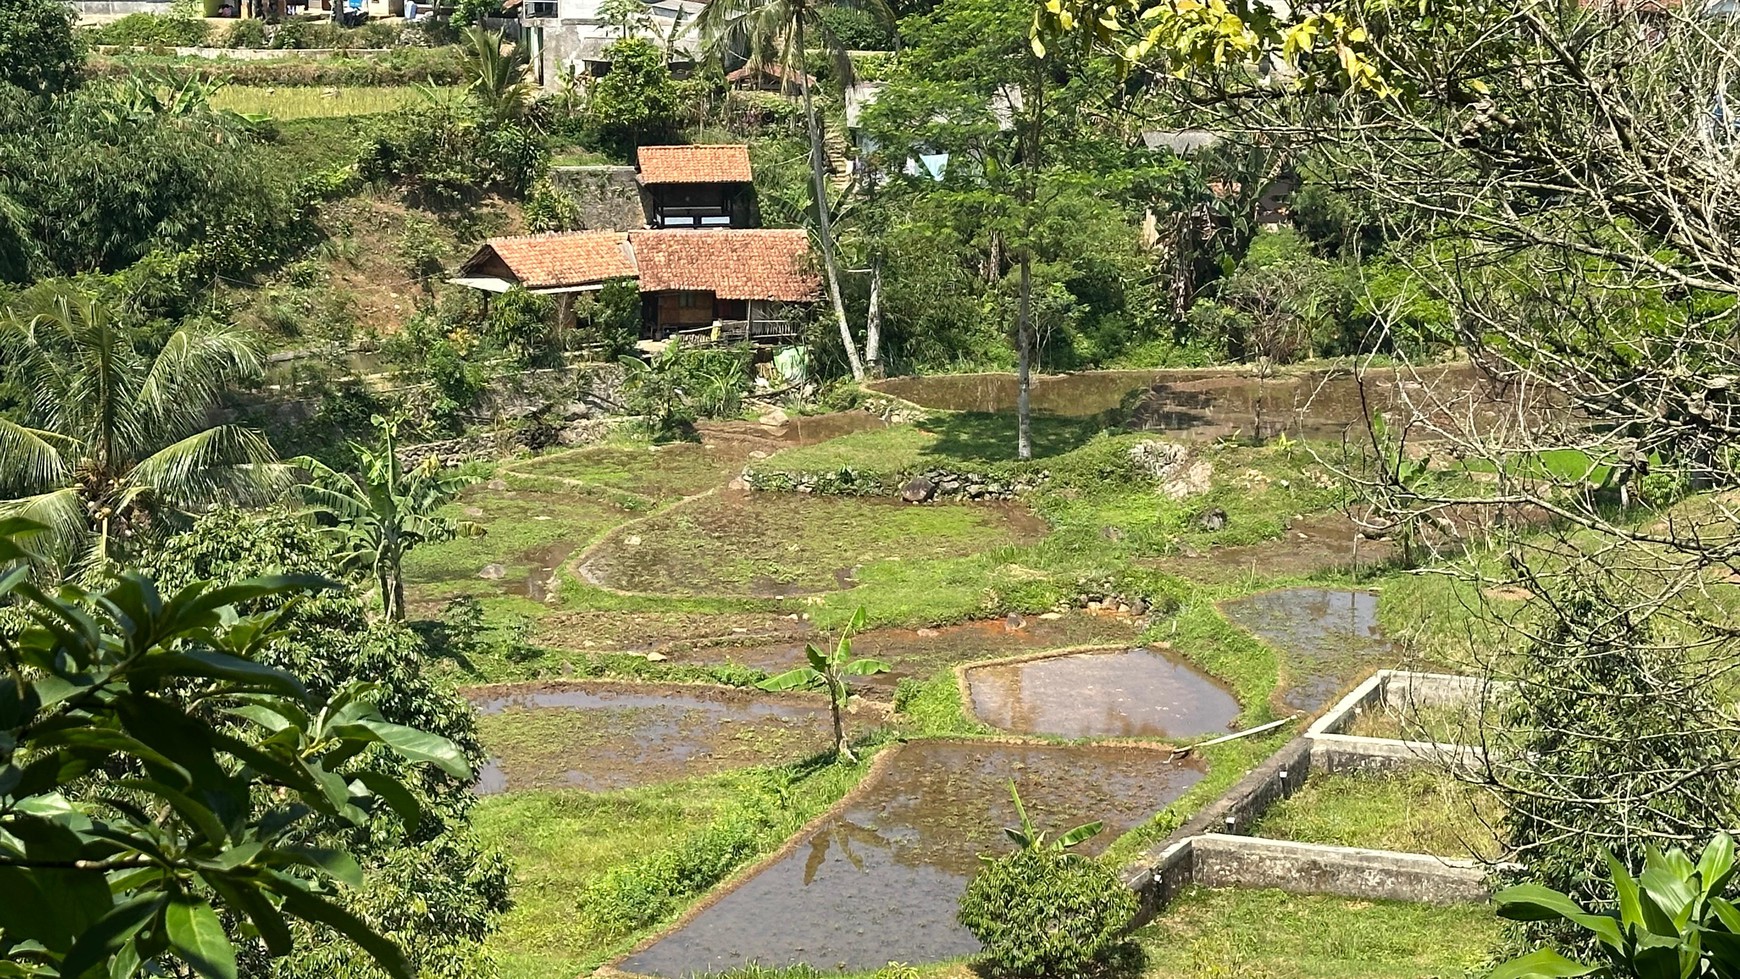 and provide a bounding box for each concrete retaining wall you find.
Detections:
[1126,671,1509,921]
[1190,834,1494,904]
